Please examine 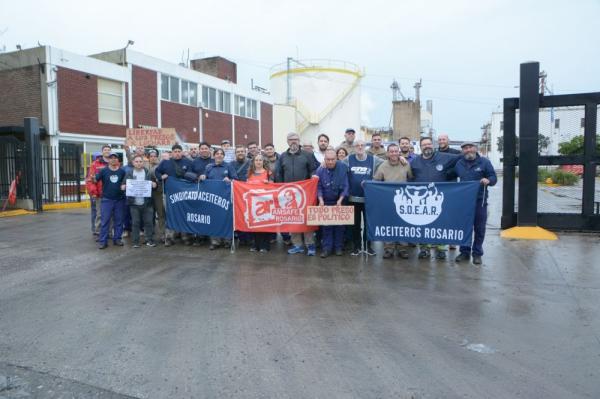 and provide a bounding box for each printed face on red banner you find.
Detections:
[243,184,306,228]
